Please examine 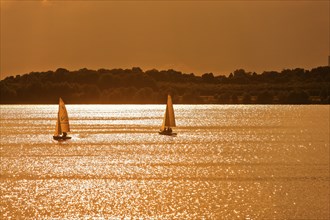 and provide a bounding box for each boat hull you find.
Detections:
[158,131,177,136]
[53,136,72,141]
